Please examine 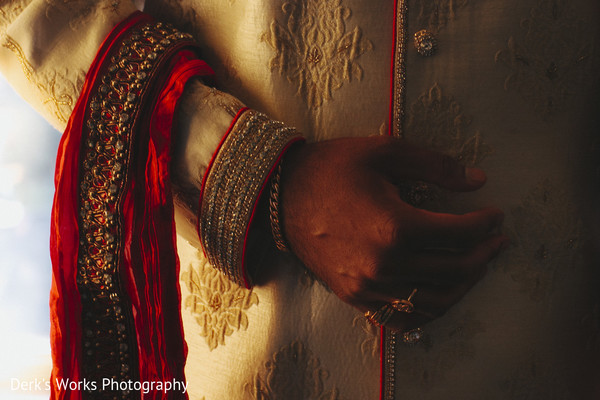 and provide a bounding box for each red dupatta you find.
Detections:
[50,12,212,399]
